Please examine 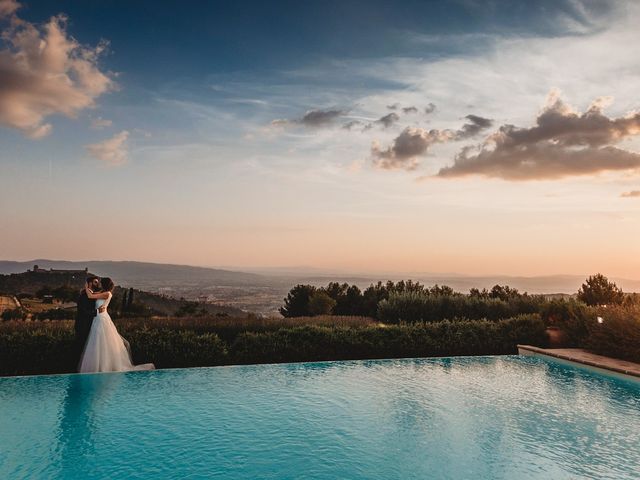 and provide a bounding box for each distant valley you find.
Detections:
[1,260,638,316]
